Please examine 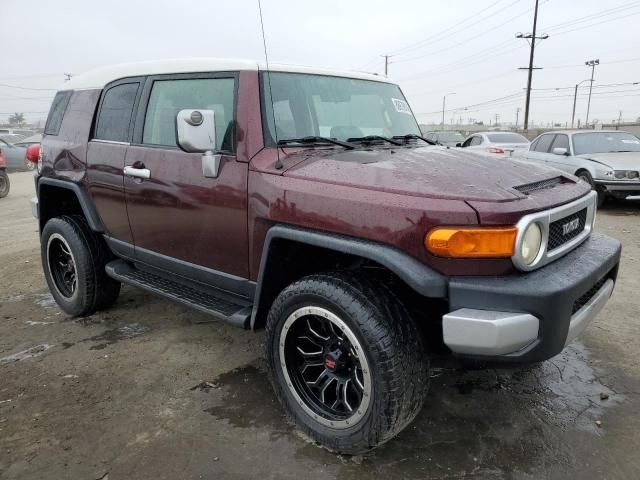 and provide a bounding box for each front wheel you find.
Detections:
[0,170,9,198]
[265,273,429,454]
[577,170,605,207]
